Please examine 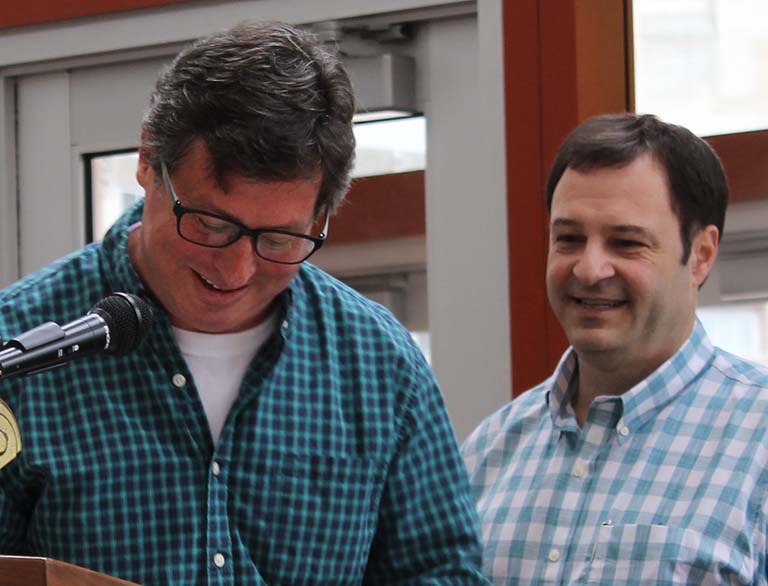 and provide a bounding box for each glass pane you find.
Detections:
[634,0,768,135]
[90,152,142,241]
[697,301,768,365]
[410,331,432,365]
[351,116,426,178]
